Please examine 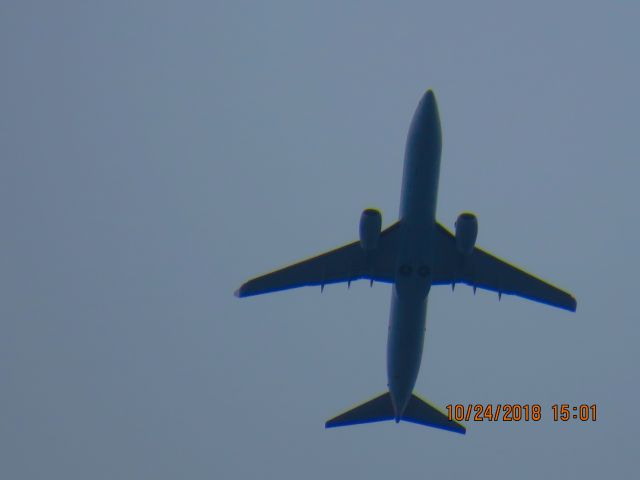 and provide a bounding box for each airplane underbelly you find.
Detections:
[400,157,440,224]
[386,290,428,413]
